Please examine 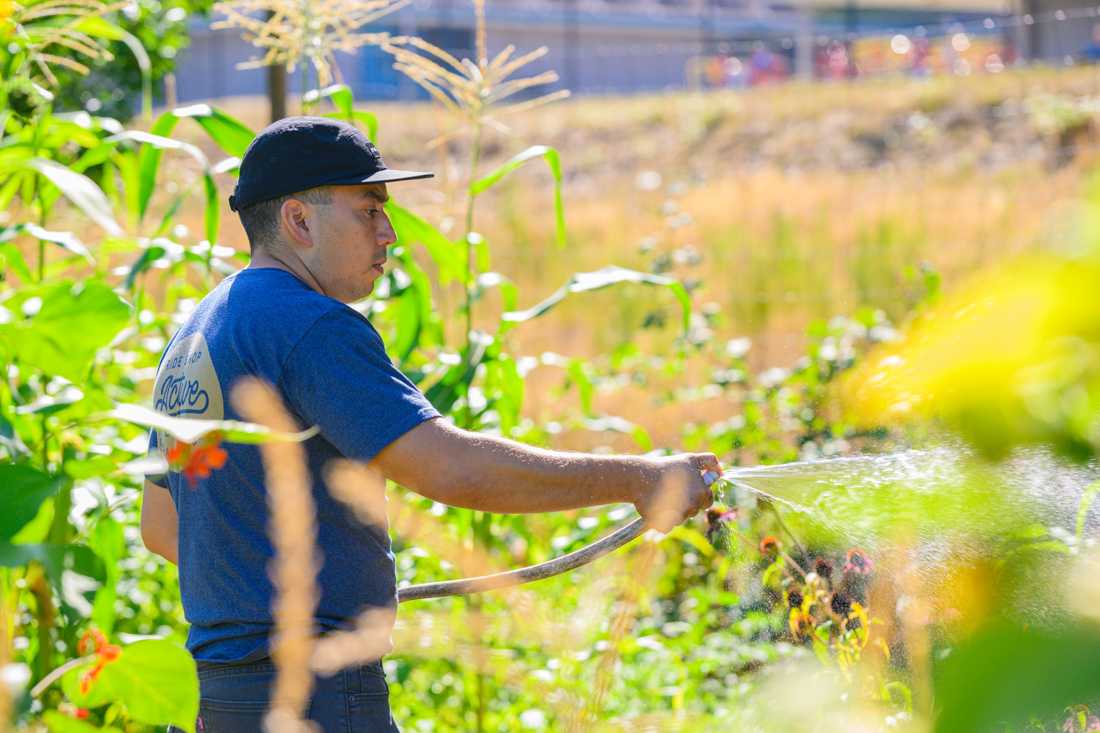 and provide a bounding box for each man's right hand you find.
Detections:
[633,453,721,533]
